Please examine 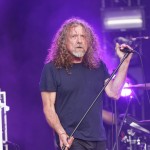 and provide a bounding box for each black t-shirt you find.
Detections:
[39,61,109,141]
